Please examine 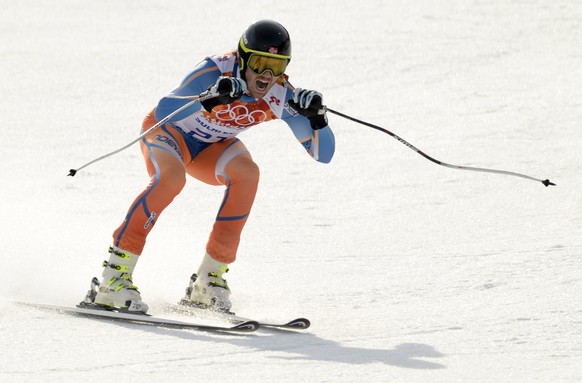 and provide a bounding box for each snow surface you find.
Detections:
[1,0,581,382]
